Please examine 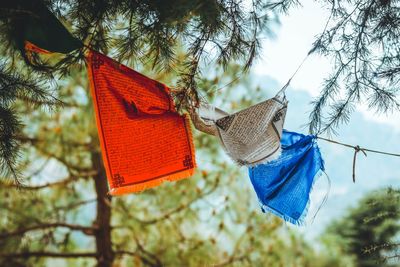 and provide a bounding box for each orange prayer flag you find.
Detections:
[24,41,53,64]
[86,50,196,195]
[24,41,53,55]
